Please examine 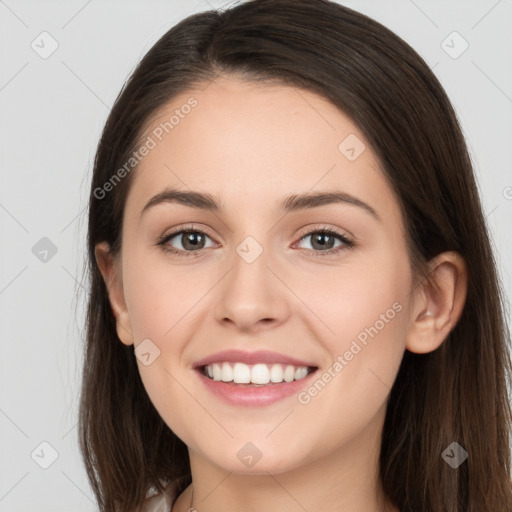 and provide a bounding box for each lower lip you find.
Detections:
[195,369,318,407]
